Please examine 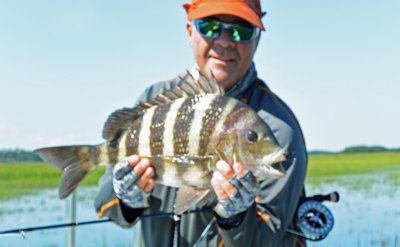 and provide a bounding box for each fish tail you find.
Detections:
[35,145,101,199]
